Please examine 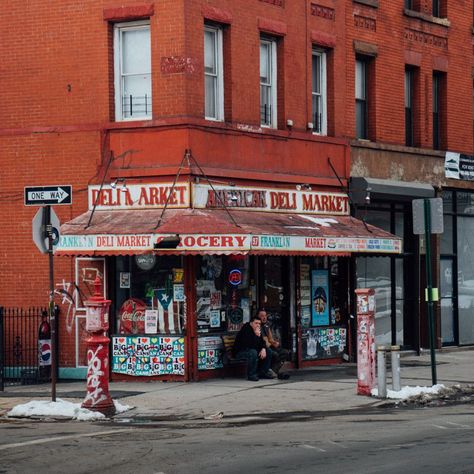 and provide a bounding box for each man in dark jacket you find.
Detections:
[233,315,275,381]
